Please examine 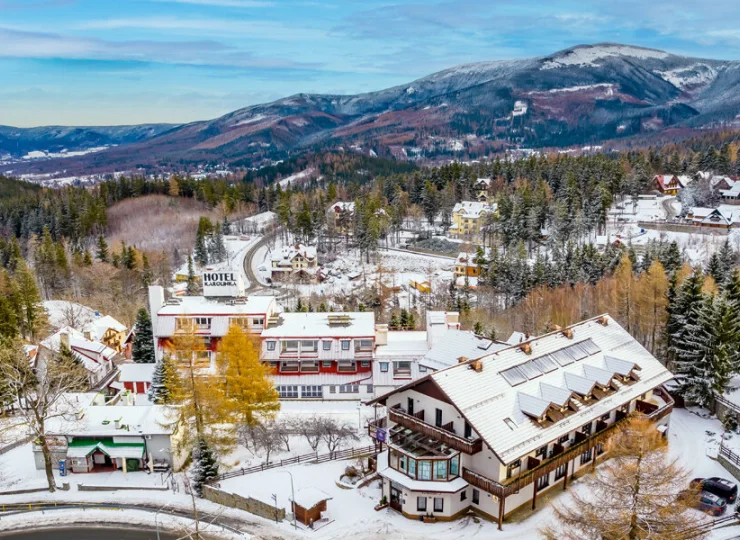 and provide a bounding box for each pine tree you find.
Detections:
[407,310,417,330]
[82,249,93,267]
[141,253,154,287]
[96,235,109,263]
[148,355,180,404]
[14,262,46,341]
[473,321,484,335]
[195,218,210,267]
[389,312,399,330]
[186,255,198,295]
[210,222,226,263]
[191,437,219,497]
[132,308,156,364]
[399,309,409,329]
[669,270,706,372]
[677,295,740,406]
